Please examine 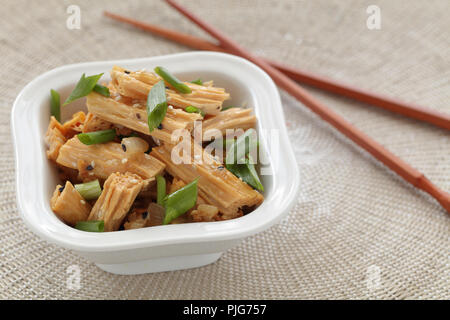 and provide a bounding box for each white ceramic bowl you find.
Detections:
[11,52,299,274]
